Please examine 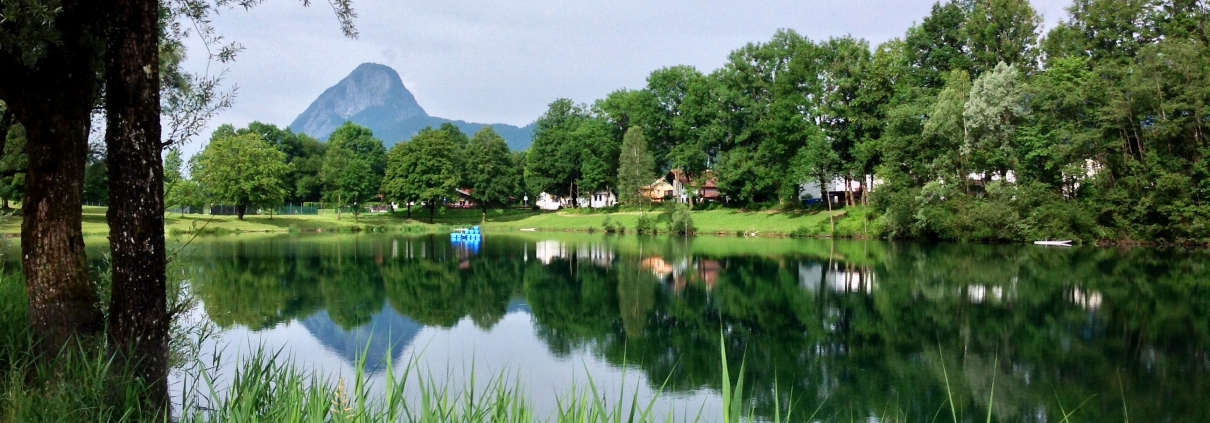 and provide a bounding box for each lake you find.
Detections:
[85,233,1210,421]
